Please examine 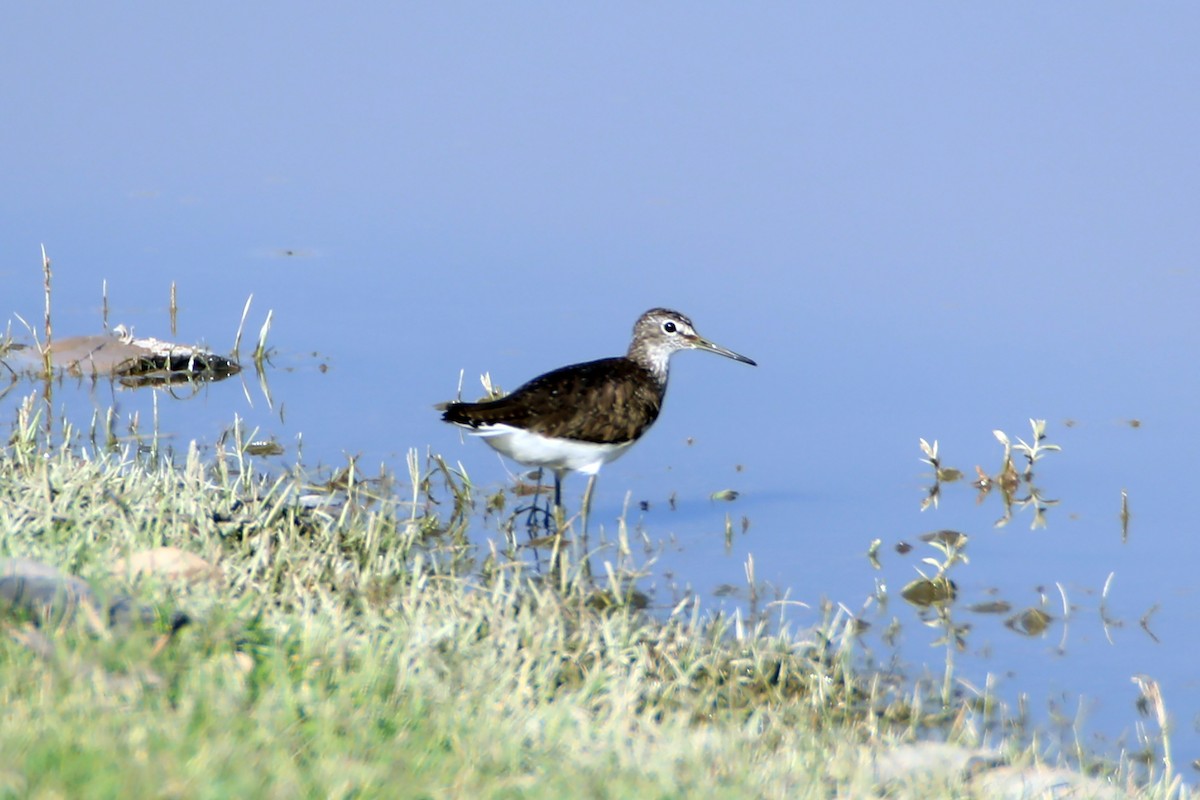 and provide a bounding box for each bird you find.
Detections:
[439,308,756,530]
